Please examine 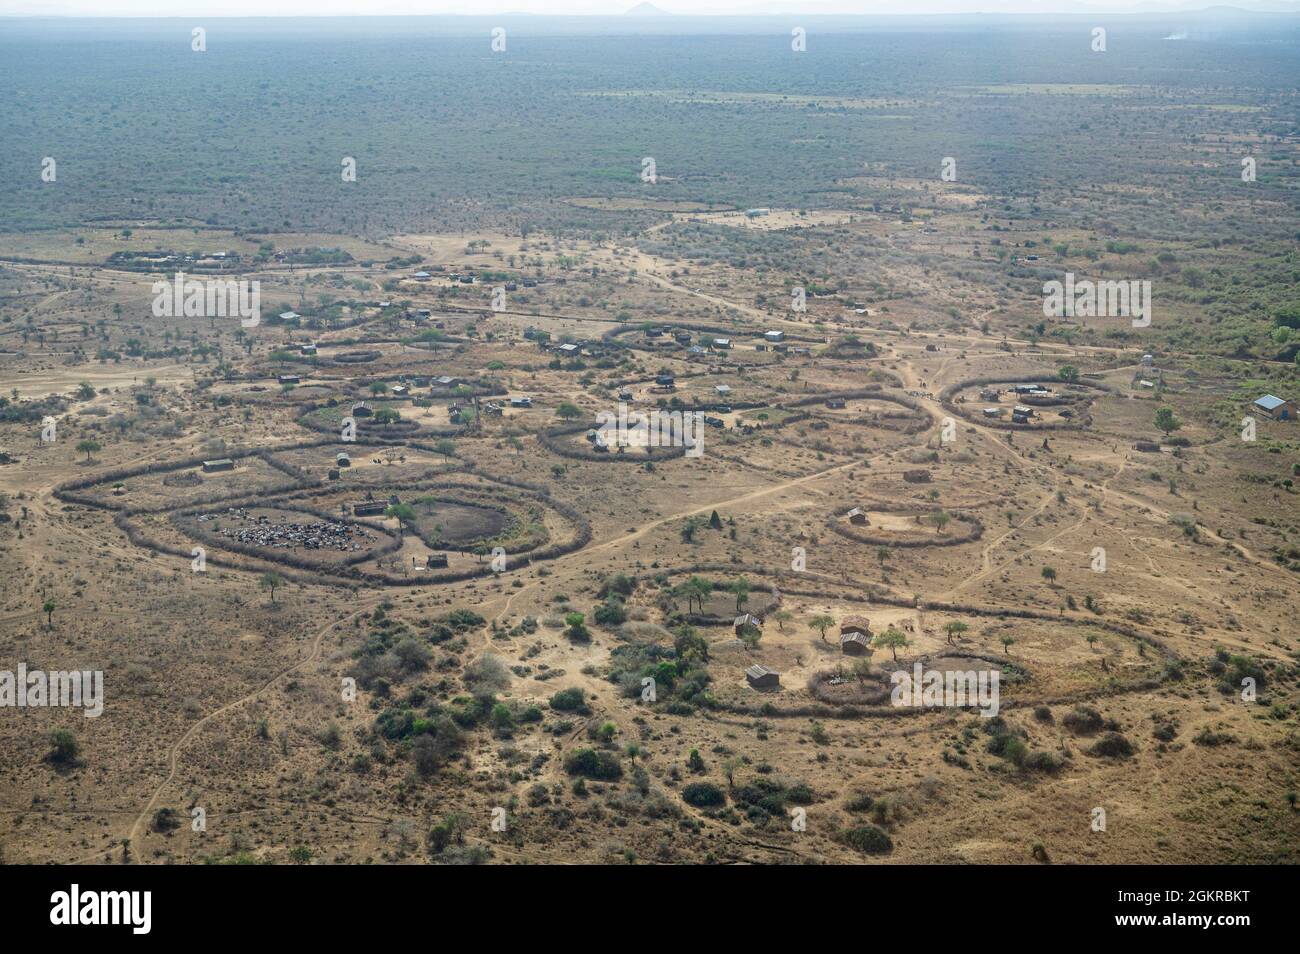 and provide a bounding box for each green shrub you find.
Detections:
[1062,705,1105,735]
[564,748,623,780]
[845,792,875,812]
[1087,731,1135,759]
[843,824,893,855]
[549,687,587,712]
[681,782,726,807]
[1023,750,1063,773]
